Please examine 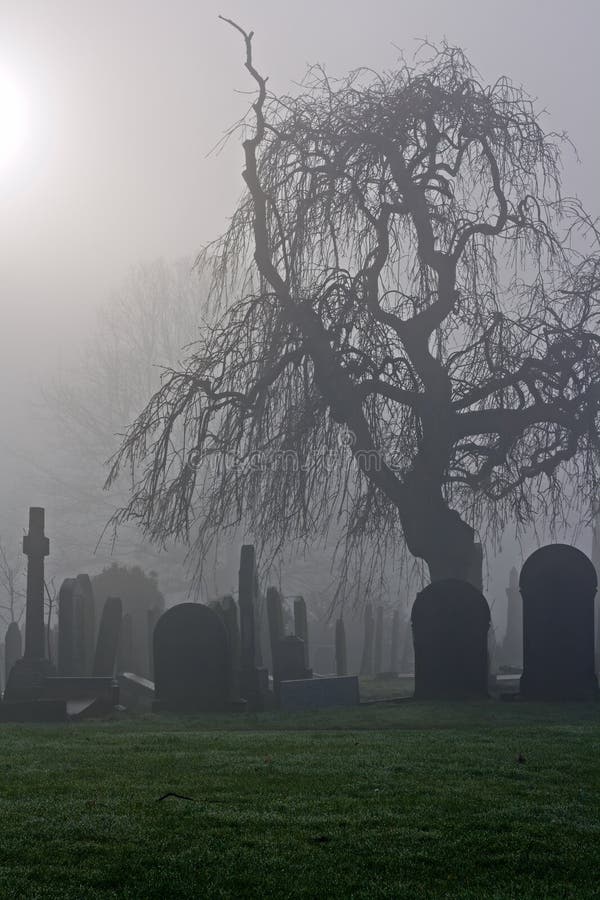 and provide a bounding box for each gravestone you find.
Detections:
[57,578,76,675]
[274,635,312,688]
[411,579,490,699]
[4,508,56,703]
[335,617,347,676]
[73,575,96,676]
[4,622,22,685]
[502,566,522,669]
[389,609,400,673]
[279,675,360,711]
[519,544,598,700]
[118,613,134,674]
[153,603,231,711]
[293,597,310,668]
[93,596,122,677]
[373,606,383,674]
[266,587,284,682]
[359,604,374,676]
[220,595,241,700]
[238,545,269,710]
